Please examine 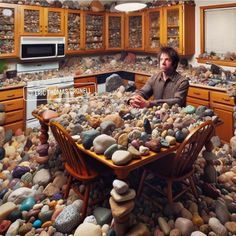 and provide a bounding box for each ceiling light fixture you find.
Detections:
[114,2,147,12]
